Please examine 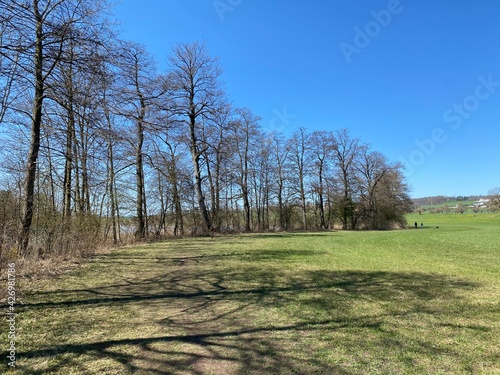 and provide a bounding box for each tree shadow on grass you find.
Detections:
[12,256,495,374]
[17,268,476,312]
[93,247,328,265]
[244,232,337,240]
